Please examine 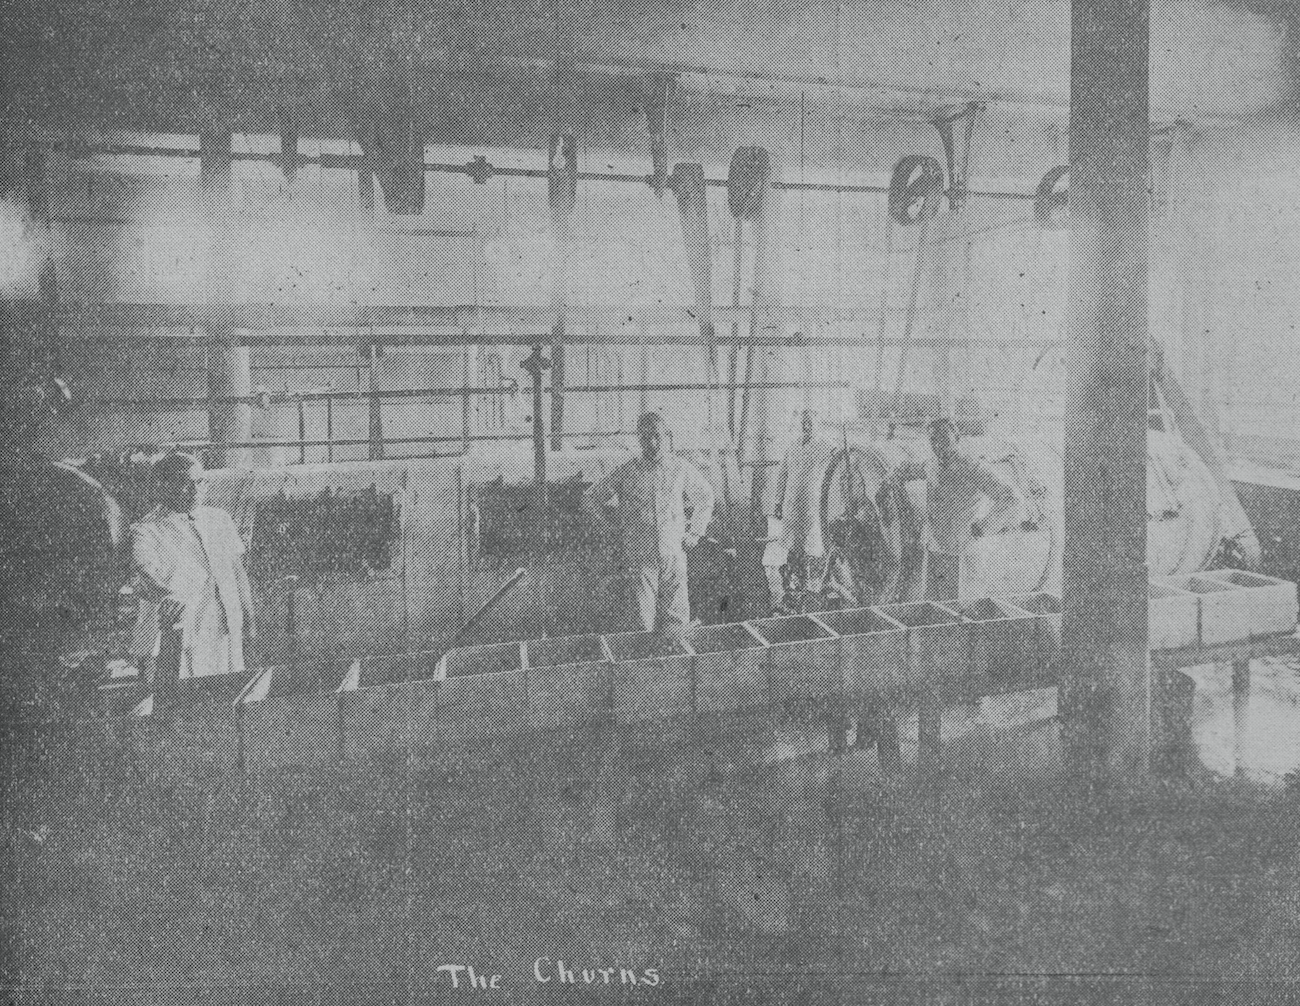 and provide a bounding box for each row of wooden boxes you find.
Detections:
[103,596,1058,774]
[1148,568,1298,650]
[102,568,1295,774]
